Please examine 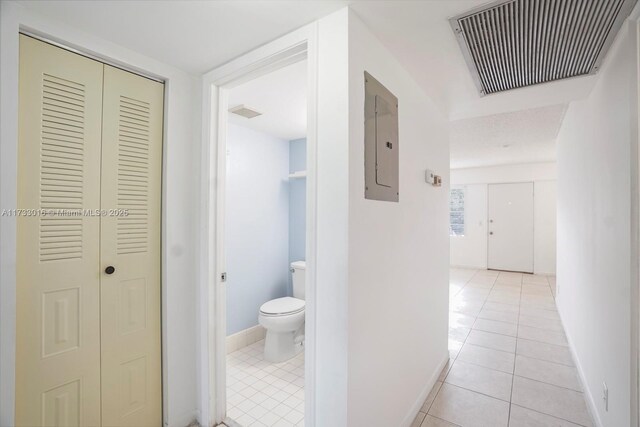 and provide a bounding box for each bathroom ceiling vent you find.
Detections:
[450,0,637,96]
[229,104,262,119]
